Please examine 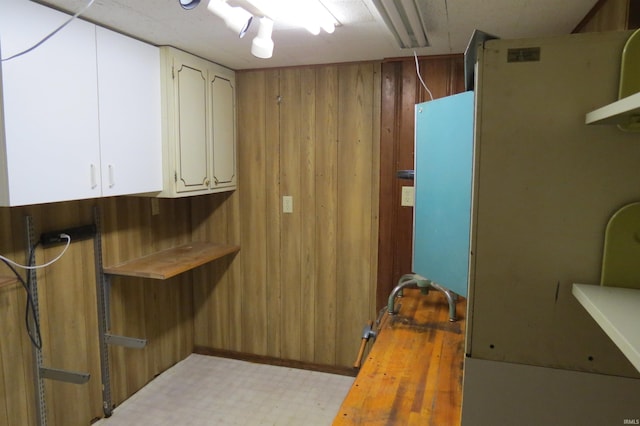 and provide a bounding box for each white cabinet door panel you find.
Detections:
[96,26,162,197]
[0,0,100,206]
